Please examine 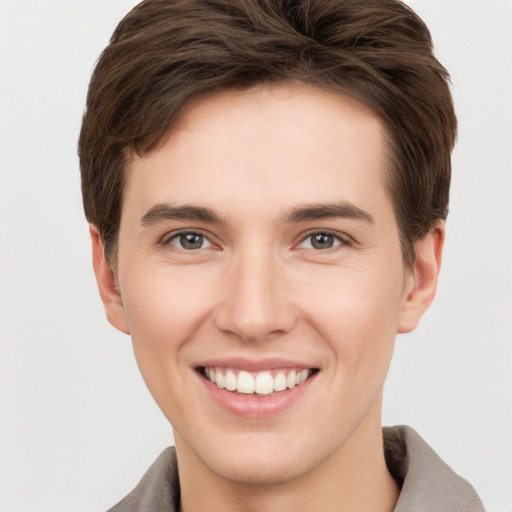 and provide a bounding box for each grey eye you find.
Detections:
[168,232,212,250]
[299,232,344,250]
[311,233,334,249]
